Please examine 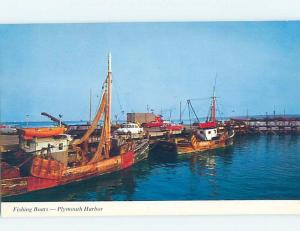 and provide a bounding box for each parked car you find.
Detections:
[143,115,184,131]
[115,123,144,135]
[0,124,18,134]
[143,116,165,128]
[161,123,184,131]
